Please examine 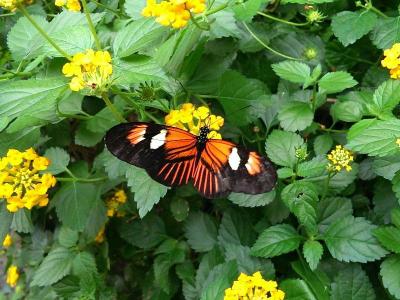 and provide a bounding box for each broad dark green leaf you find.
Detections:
[272,61,311,84]
[280,279,317,300]
[278,102,314,132]
[303,240,323,271]
[184,212,218,252]
[228,190,276,207]
[319,71,357,94]
[374,226,400,253]
[368,80,400,119]
[380,255,400,299]
[371,17,400,50]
